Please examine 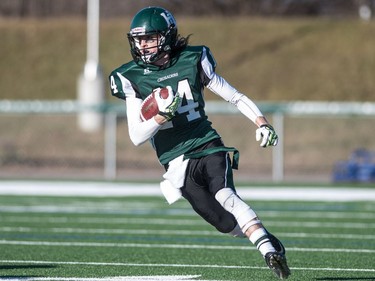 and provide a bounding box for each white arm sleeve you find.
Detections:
[126,97,162,146]
[207,73,263,123]
[114,71,162,146]
[201,47,263,124]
